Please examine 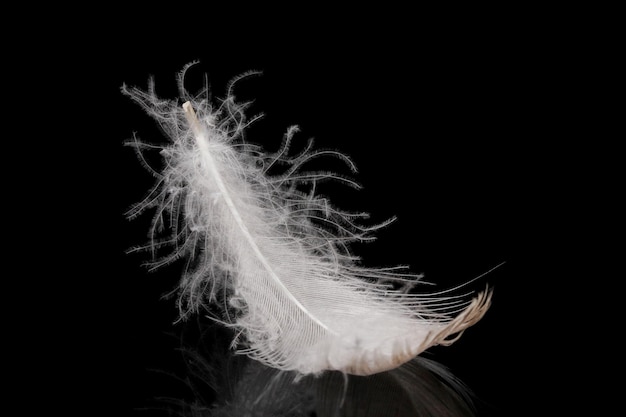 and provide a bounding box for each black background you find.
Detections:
[36,9,615,417]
